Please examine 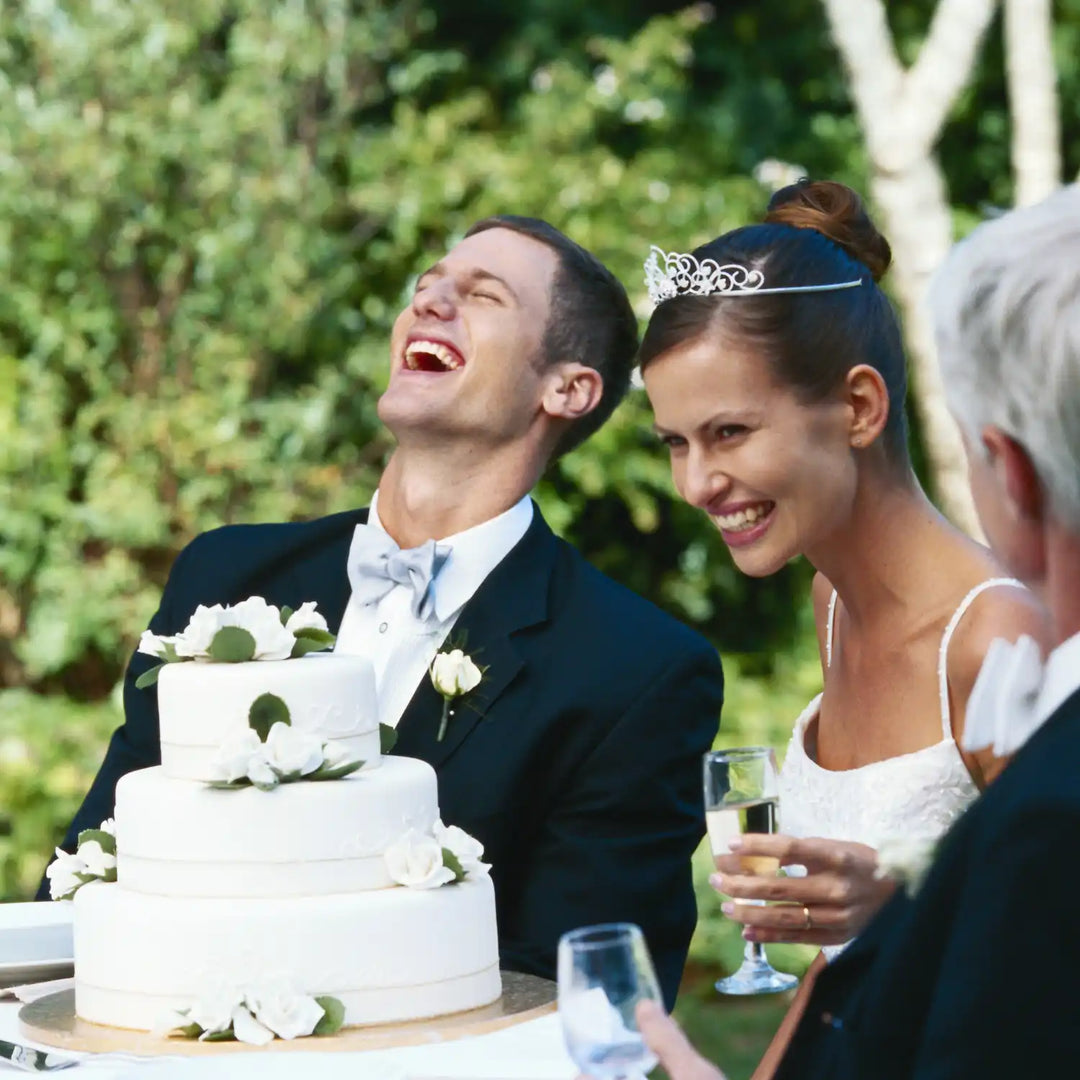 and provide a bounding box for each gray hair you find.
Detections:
[929,185,1080,530]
